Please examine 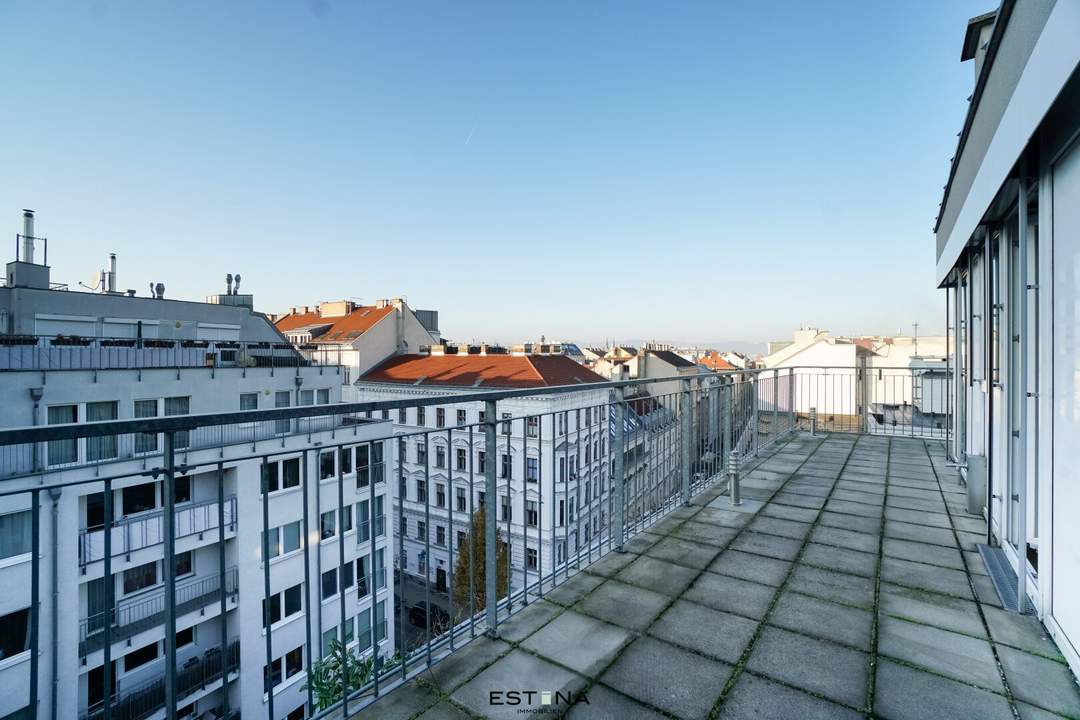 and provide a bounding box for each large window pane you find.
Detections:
[0,511,32,560]
[164,396,190,449]
[86,401,118,461]
[133,399,158,453]
[47,404,77,466]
